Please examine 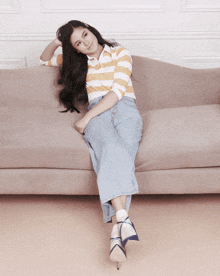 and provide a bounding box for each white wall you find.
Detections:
[0,0,219,69]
